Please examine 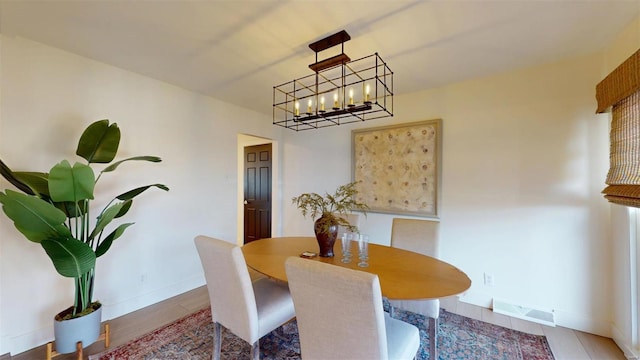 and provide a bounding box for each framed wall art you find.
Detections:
[352,119,442,218]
